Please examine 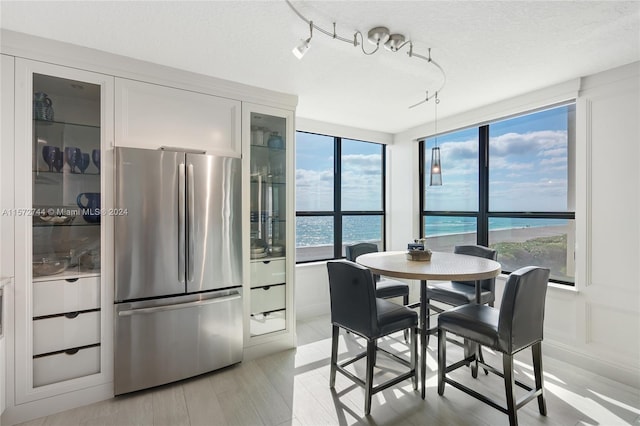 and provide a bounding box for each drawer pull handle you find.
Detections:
[262,261,271,264]
[65,278,79,283]
[64,312,80,319]
[64,348,79,355]
[263,286,271,291]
